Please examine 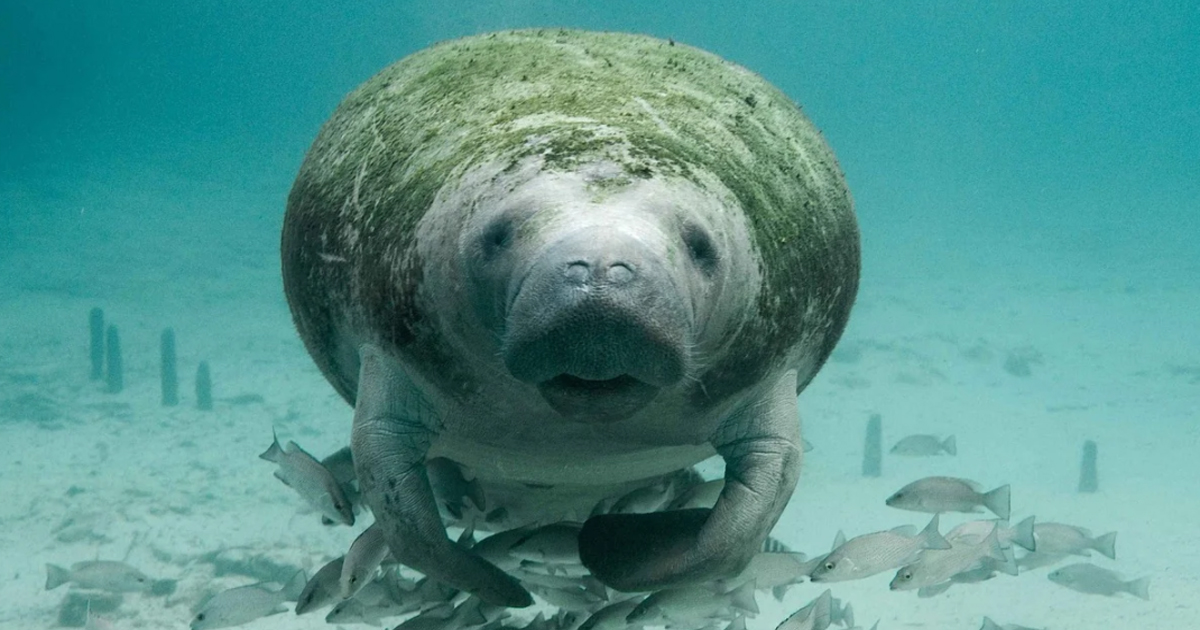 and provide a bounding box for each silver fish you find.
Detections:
[510,522,583,565]
[1047,562,1149,599]
[890,526,1008,591]
[527,582,607,612]
[1014,550,1068,571]
[886,476,1010,519]
[295,555,344,614]
[627,581,757,625]
[259,432,355,526]
[890,435,956,456]
[610,478,675,514]
[716,551,816,593]
[341,522,390,599]
[1033,522,1116,559]
[947,516,1036,552]
[668,478,725,510]
[776,588,832,630]
[191,570,306,630]
[45,561,151,593]
[916,556,1014,598]
[428,457,487,518]
[810,515,950,582]
[475,525,537,571]
[980,617,1045,630]
[393,602,457,630]
[579,599,643,630]
[325,586,413,626]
